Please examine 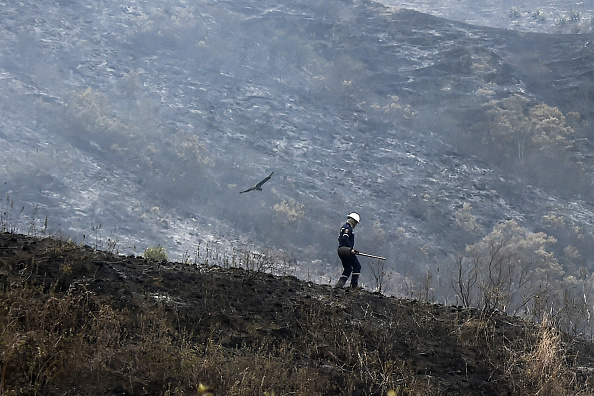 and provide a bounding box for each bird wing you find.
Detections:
[240,171,273,193]
[255,171,274,189]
